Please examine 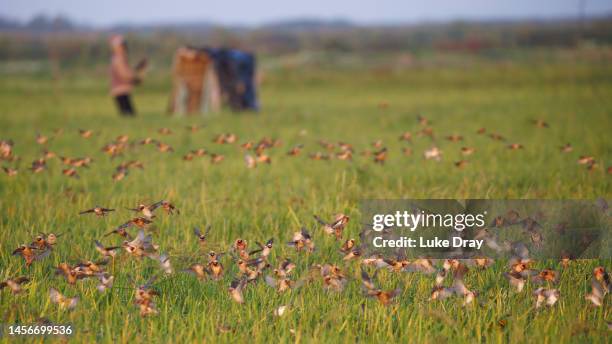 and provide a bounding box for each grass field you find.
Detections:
[0,52,611,343]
